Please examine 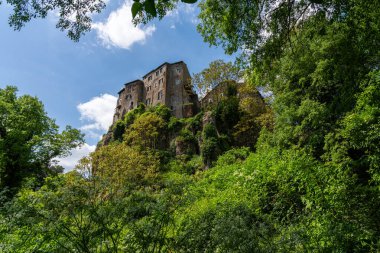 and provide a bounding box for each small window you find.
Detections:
[148,76,152,81]
[147,86,151,92]
[146,98,151,105]
[156,71,159,76]
[175,79,181,85]
[160,68,163,73]
[176,67,182,73]
[129,102,134,109]
[157,91,163,100]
